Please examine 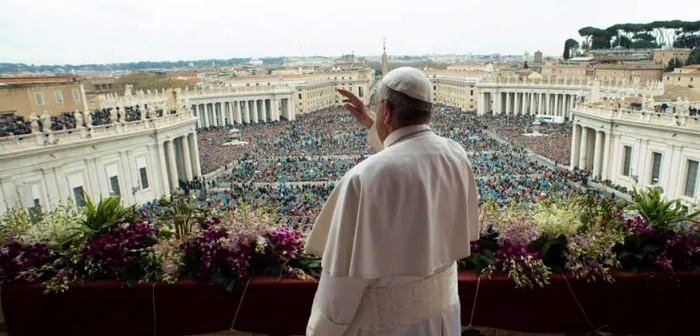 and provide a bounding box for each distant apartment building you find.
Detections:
[0,76,87,118]
[664,65,700,91]
[652,49,692,66]
[541,61,592,80]
[594,63,664,83]
[422,69,487,111]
